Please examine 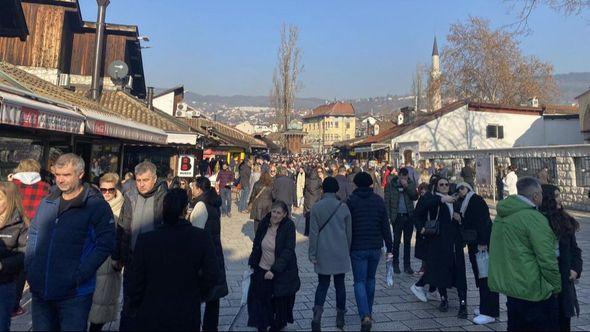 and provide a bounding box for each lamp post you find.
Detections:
[90,0,110,101]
